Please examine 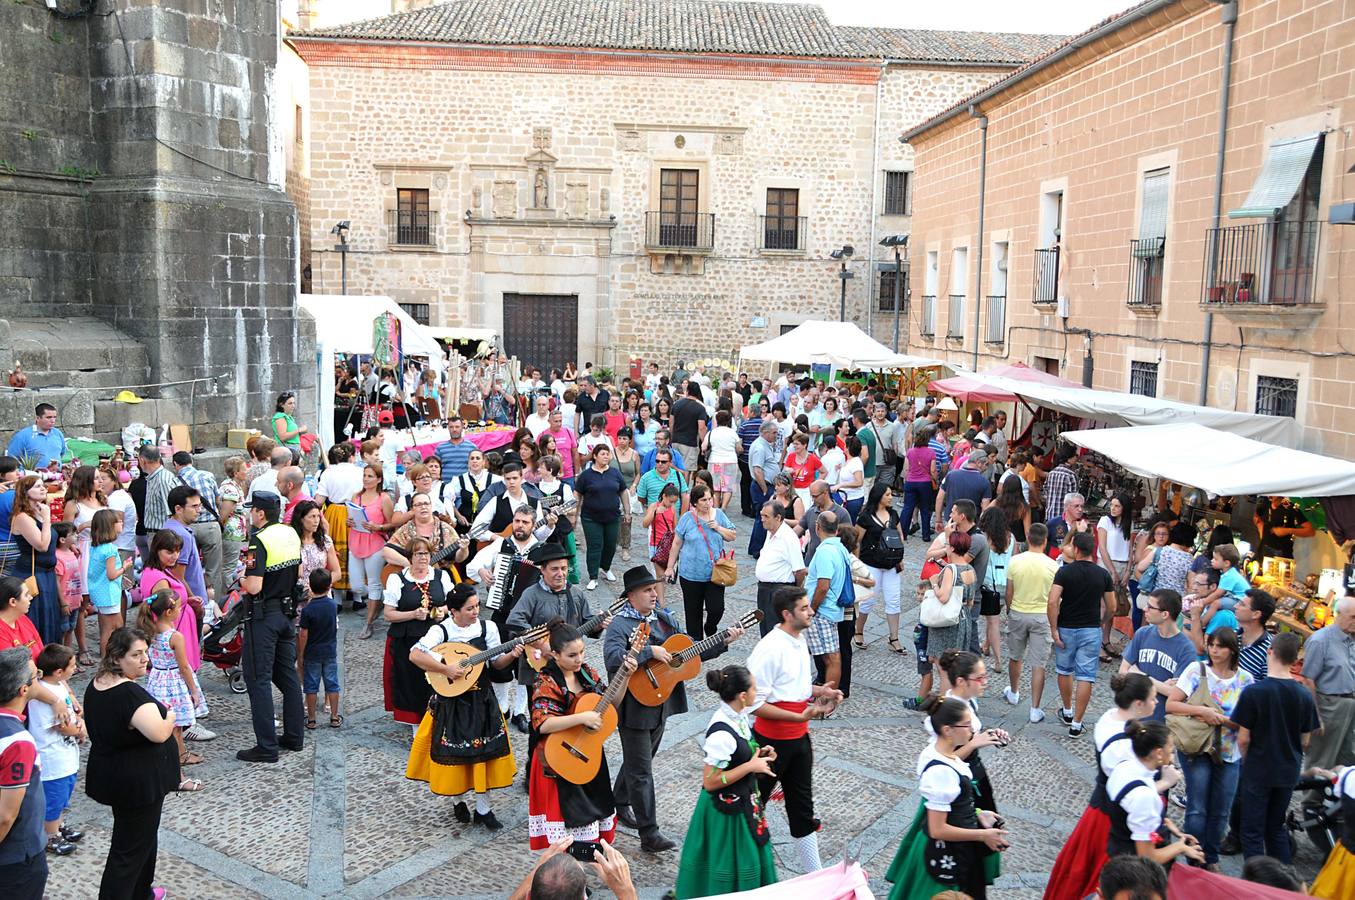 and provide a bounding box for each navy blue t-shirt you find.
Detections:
[1231,677,1320,787]
[299,596,339,658]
